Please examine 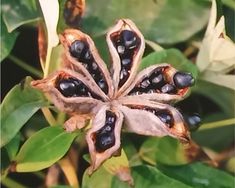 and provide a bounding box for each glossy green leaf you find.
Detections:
[15,126,79,172]
[140,49,199,78]
[0,17,18,62]
[158,162,234,188]
[1,0,40,32]
[222,0,235,10]
[82,167,113,188]
[0,77,48,147]
[5,134,21,160]
[192,80,235,117]
[83,0,210,44]
[112,165,192,188]
[139,137,188,166]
